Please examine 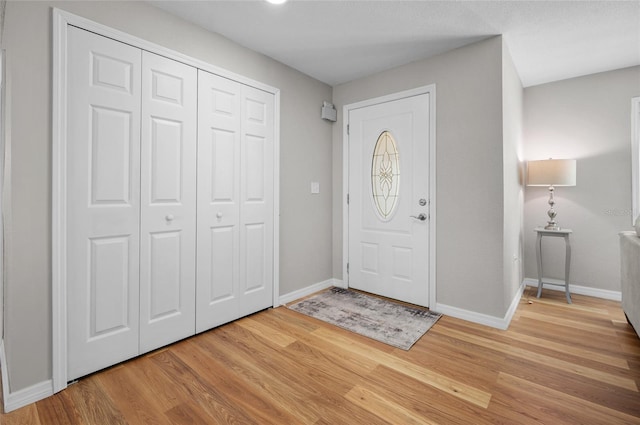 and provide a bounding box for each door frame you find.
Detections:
[342,86,436,307]
[52,9,281,393]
